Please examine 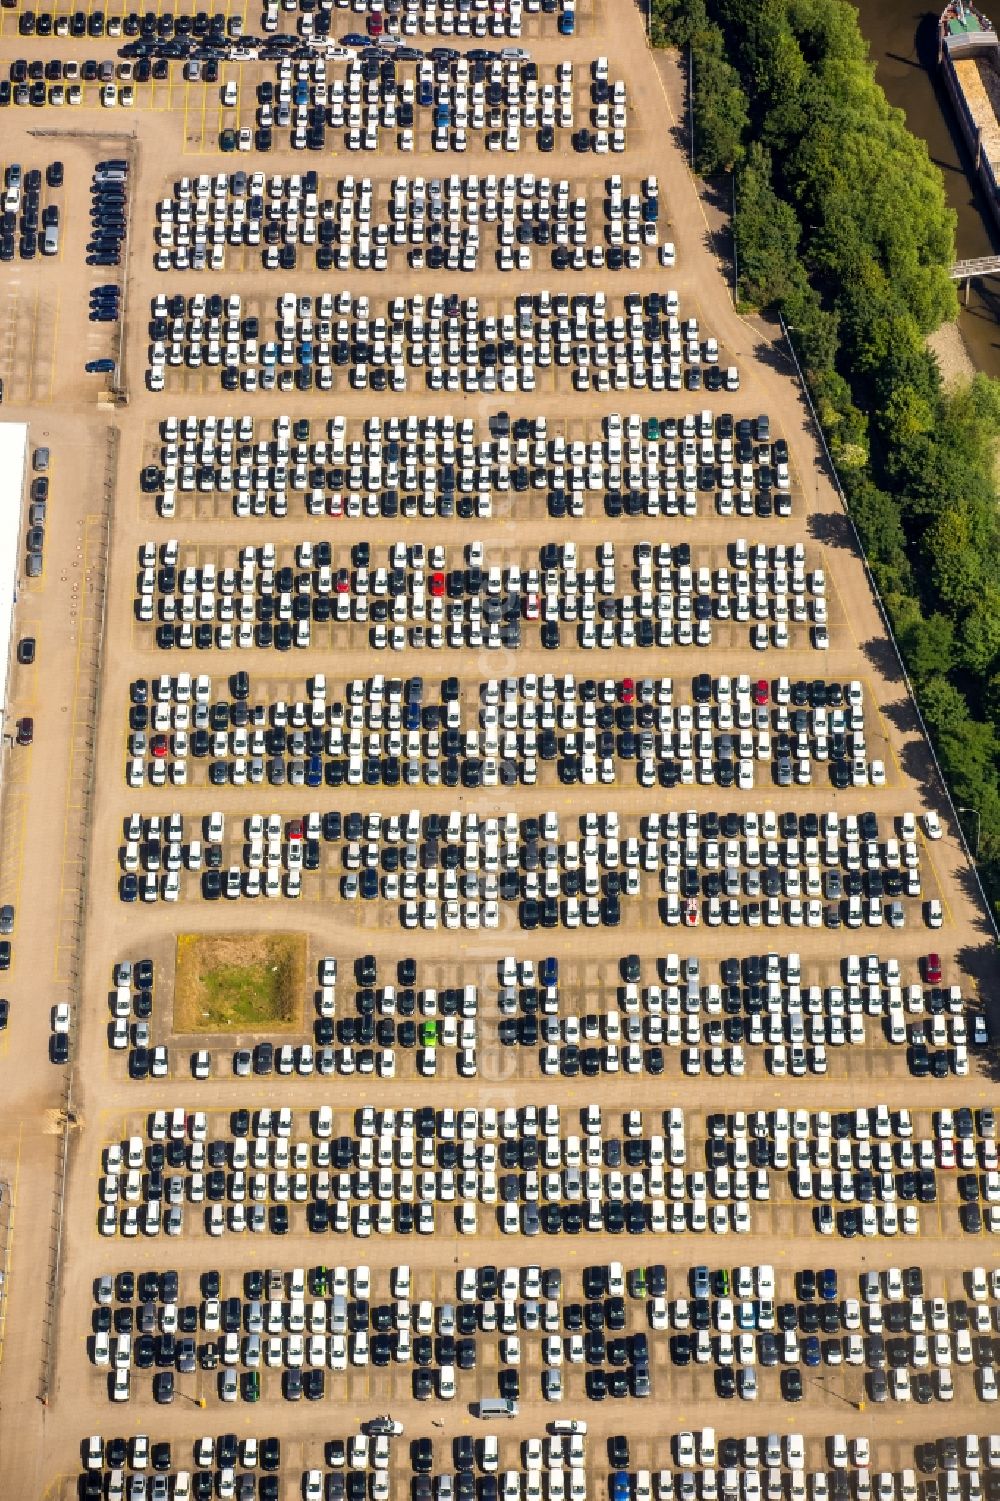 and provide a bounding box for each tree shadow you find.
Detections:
[860,631,903,685]
[748,335,795,376]
[806,510,855,550]
[699,173,735,279]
